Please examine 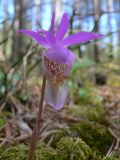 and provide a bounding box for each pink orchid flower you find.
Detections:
[17,13,103,110]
